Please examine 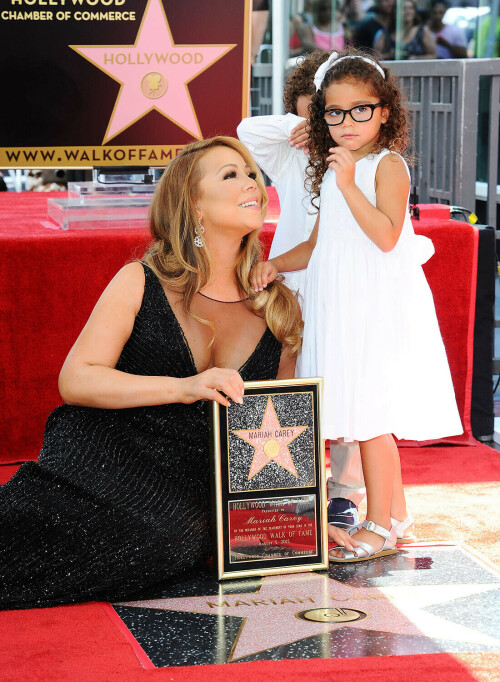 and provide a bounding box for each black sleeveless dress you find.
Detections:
[0,265,282,610]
